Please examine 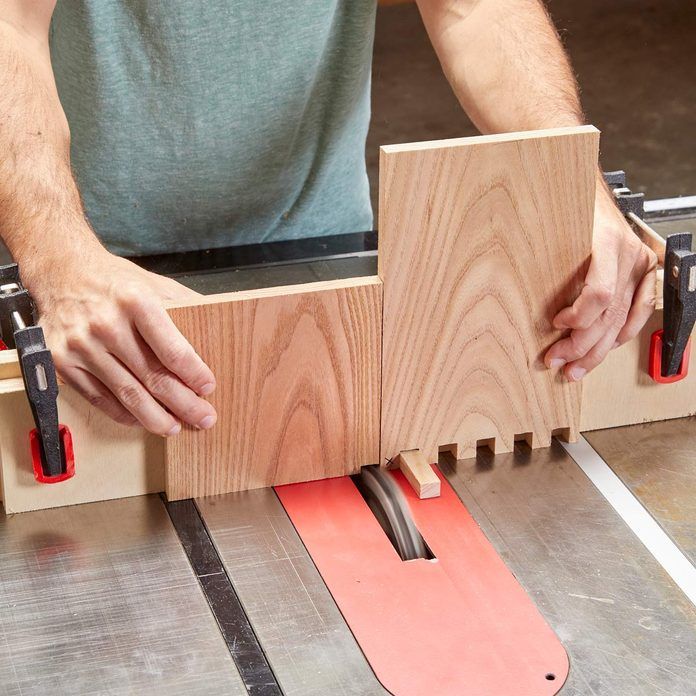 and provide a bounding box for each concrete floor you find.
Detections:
[368,0,696,213]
